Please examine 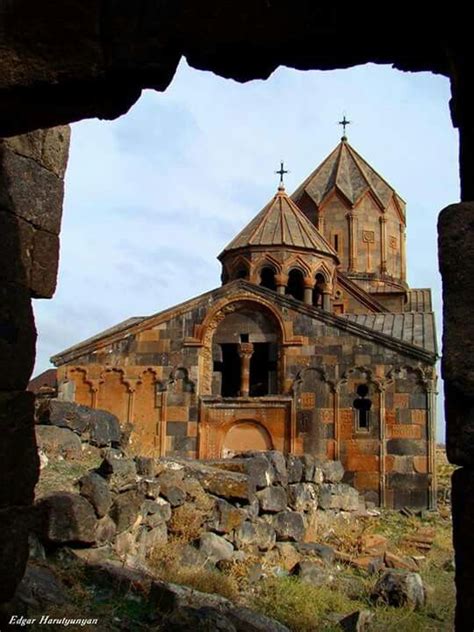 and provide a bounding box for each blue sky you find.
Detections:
[33,60,459,440]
